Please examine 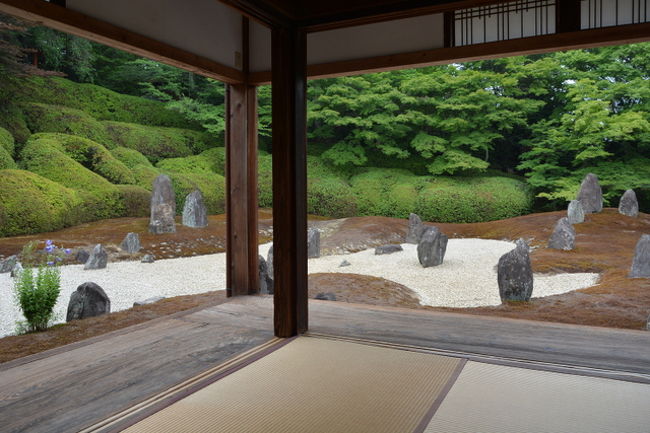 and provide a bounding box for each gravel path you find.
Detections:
[0,239,599,338]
